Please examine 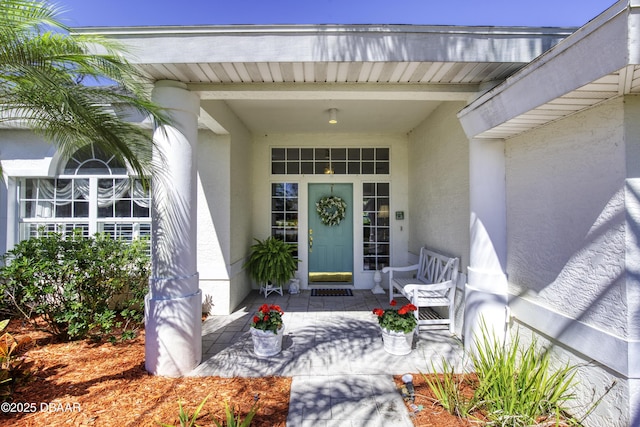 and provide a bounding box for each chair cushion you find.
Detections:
[395,280,451,306]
